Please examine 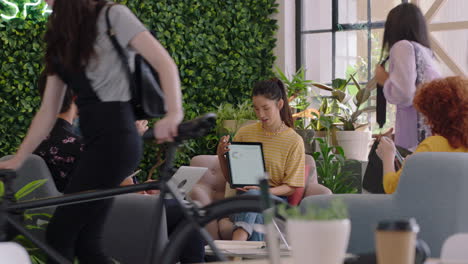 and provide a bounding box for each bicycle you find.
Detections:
[0,113,285,264]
